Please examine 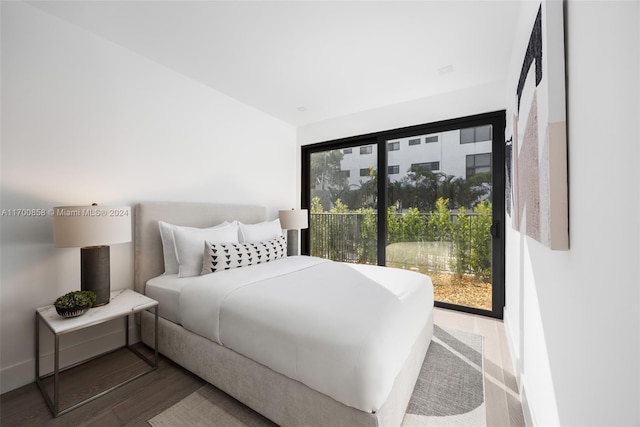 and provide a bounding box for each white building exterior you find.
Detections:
[340,125,493,187]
